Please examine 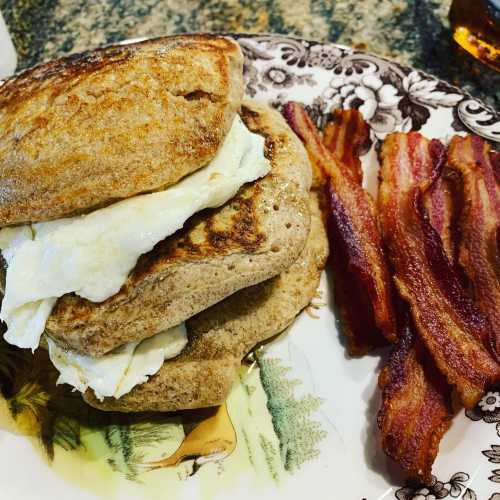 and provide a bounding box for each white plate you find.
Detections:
[0,34,499,500]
